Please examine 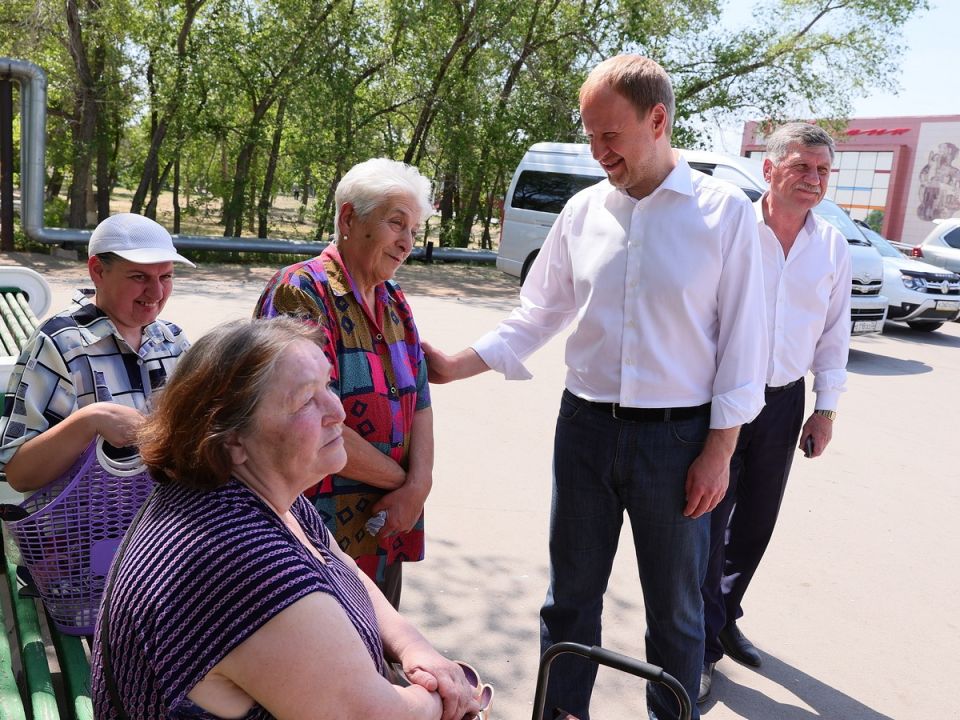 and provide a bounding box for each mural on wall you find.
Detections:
[917,142,960,221]
[902,122,960,244]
